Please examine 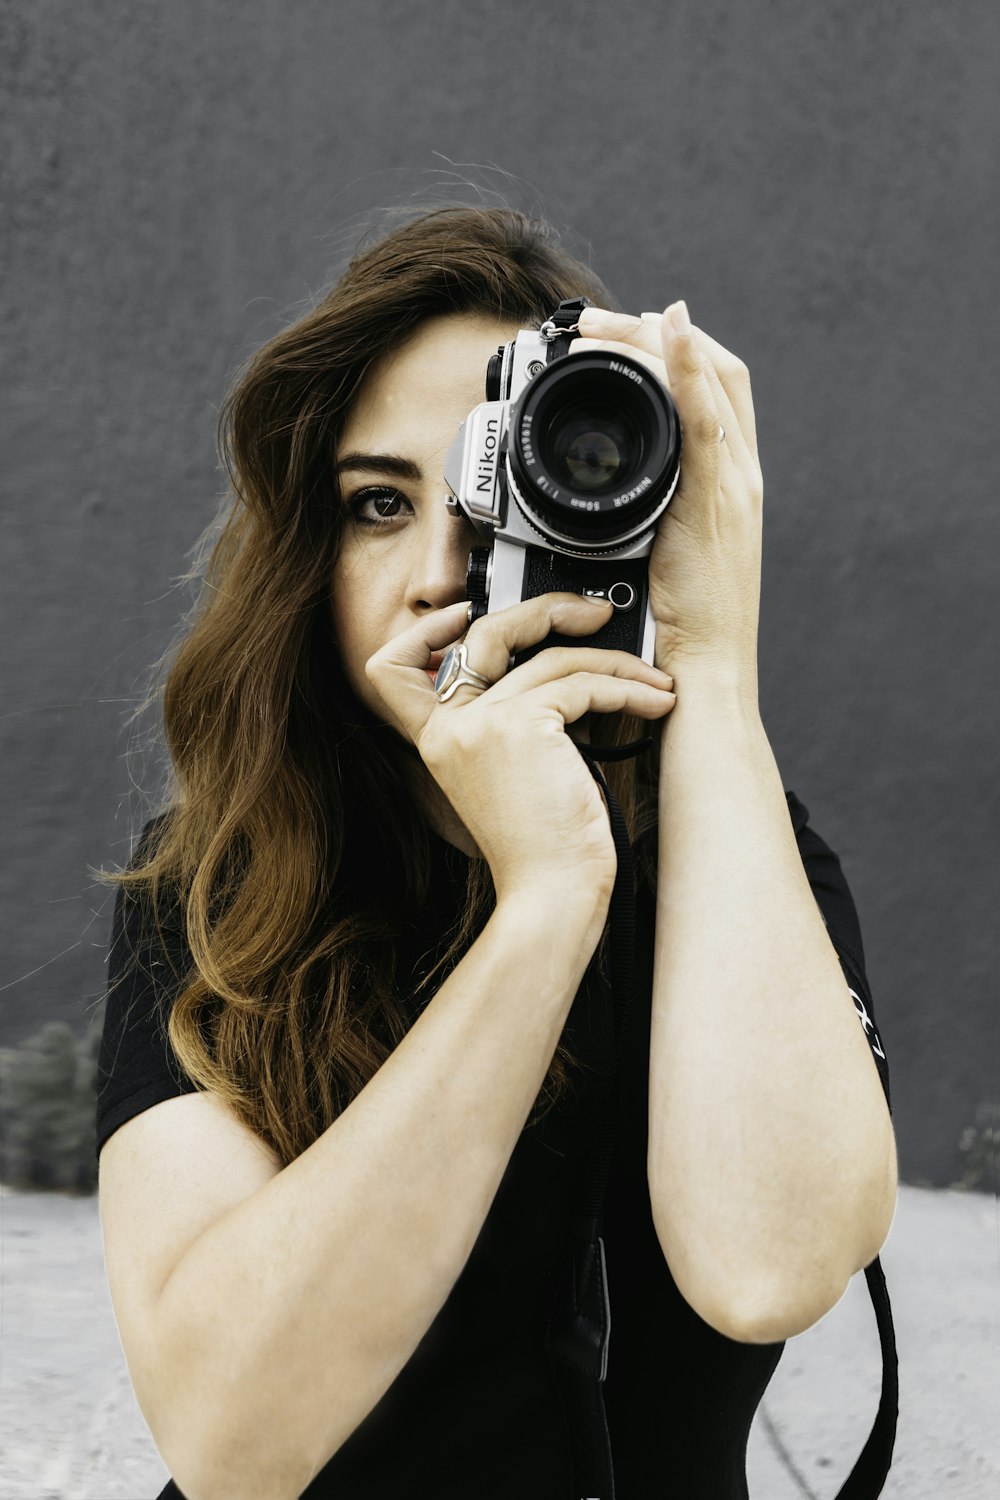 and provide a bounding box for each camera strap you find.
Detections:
[539,295,595,363]
[543,733,645,1500]
[545,736,898,1500]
